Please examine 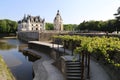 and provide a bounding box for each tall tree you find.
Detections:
[64,24,77,31]
[77,20,116,32]
[0,19,17,33]
[114,7,120,32]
